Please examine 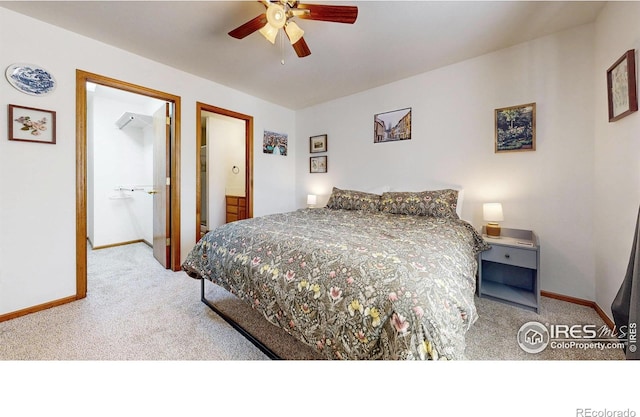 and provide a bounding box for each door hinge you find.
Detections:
[166,237,170,246]
[166,177,170,186]
[166,116,170,125]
